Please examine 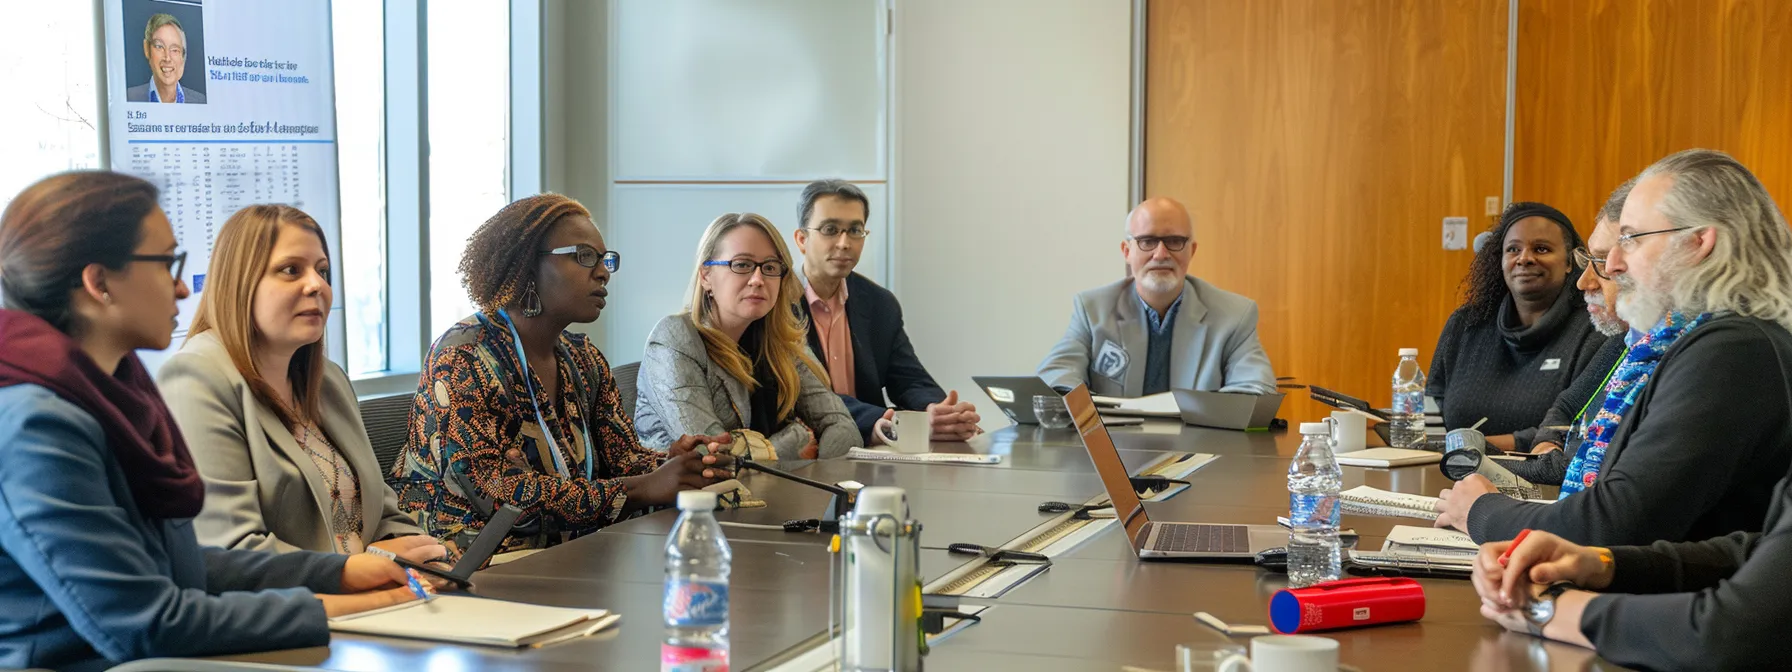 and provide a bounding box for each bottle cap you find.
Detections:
[1299,422,1331,435]
[1398,348,1419,357]
[677,490,718,511]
